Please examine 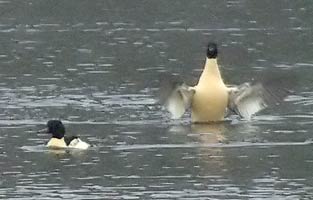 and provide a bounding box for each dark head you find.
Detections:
[47,120,65,139]
[206,42,218,59]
